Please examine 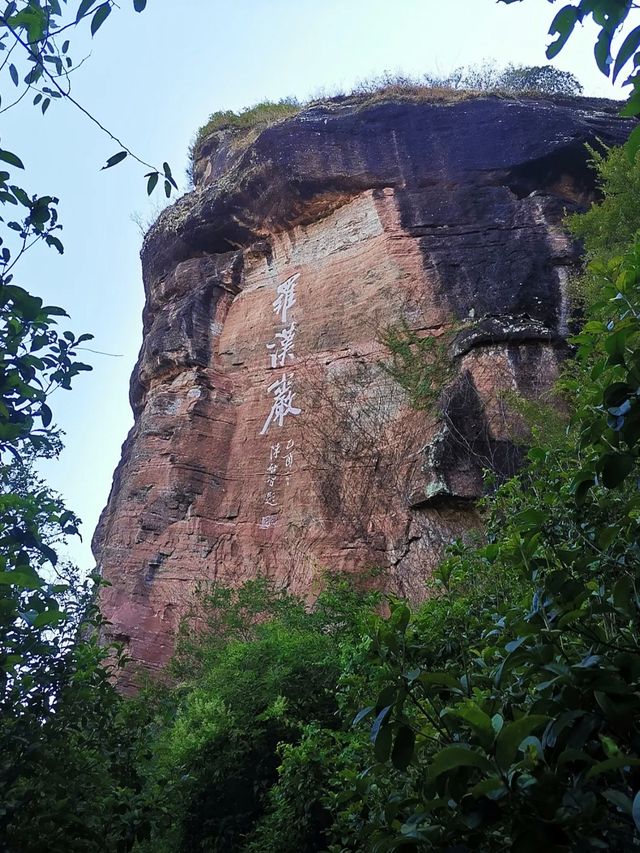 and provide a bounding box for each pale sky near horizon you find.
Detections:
[2,0,630,569]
